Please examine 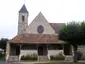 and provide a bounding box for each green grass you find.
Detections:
[35,62,85,64]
